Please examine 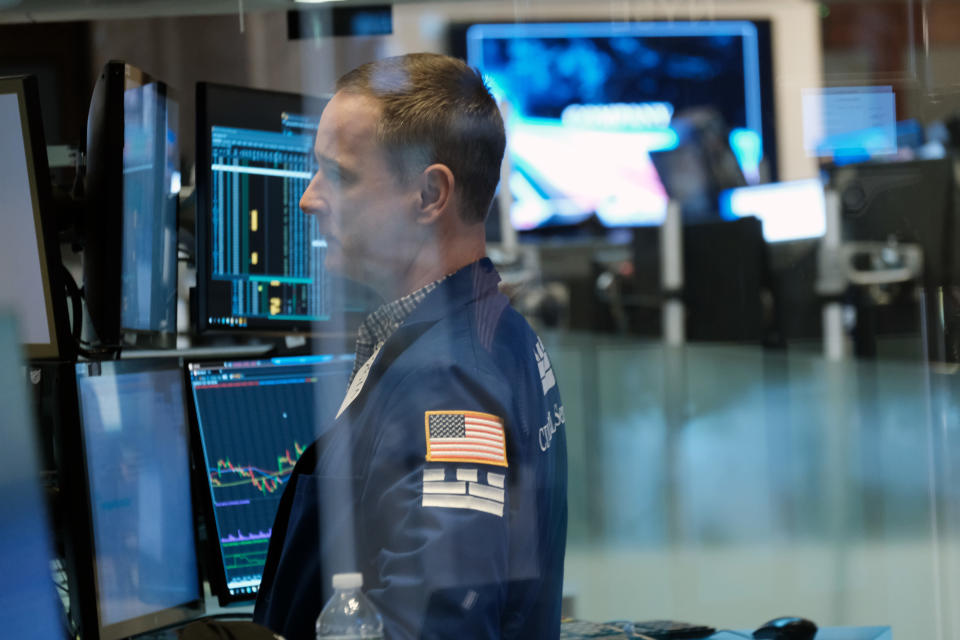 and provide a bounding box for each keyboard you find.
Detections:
[560,619,716,639]
[619,620,716,639]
